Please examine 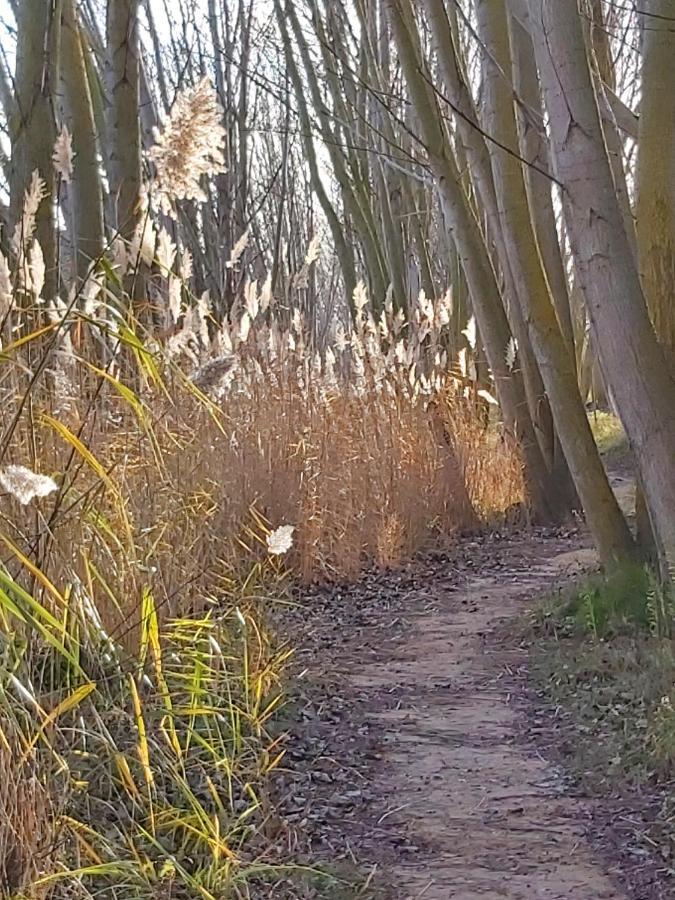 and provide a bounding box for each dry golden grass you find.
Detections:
[0,169,524,896]
[0,71,527,895]
[0,279,524,895]
[0,741,56,898]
